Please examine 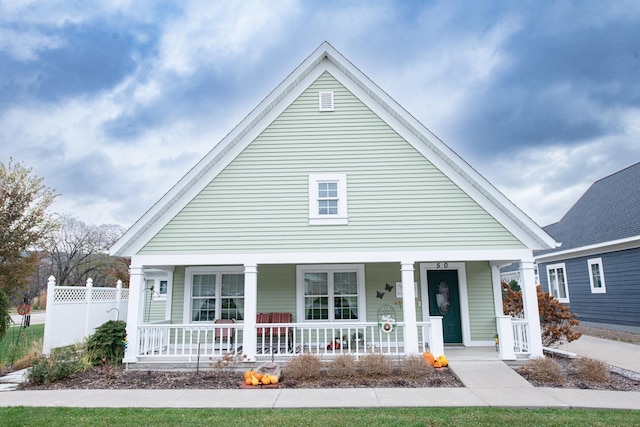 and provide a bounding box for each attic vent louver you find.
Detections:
[319,91,334,111]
